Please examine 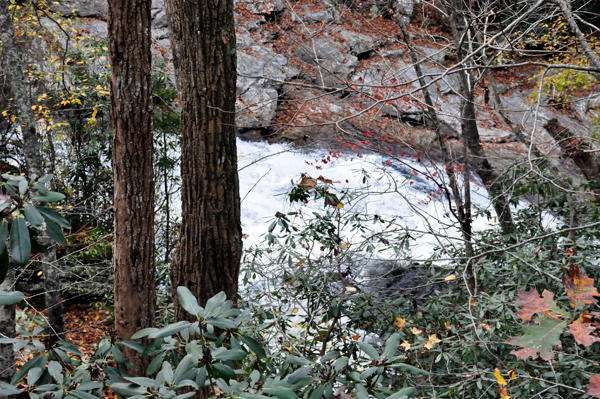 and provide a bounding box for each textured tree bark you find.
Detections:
[449,5,516,236]
[0,0,65,347]
[107,0,156,374]
[165,0,243,319]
